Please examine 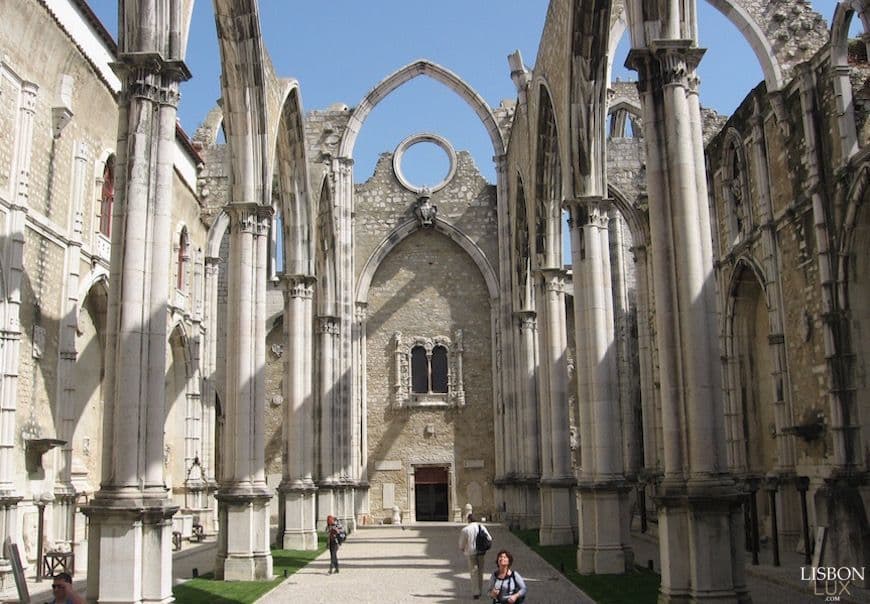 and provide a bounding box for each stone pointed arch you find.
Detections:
[273,80,315,276]
[205,211,230,259]
[338,59,505,159]
[212,0,272,205]
[838,163,870,304]
[355,218,499,305]
[703,0,784,91]
[607,184,649,248]
[315,175,338,316]
[569,0,611,197]
[831,1,867,160]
